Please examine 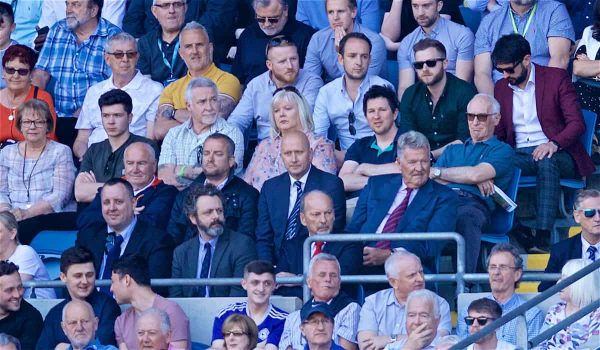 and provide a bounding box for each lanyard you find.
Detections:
[157,39,180,77]
[509,3,537,37]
